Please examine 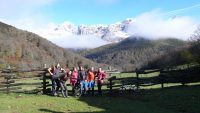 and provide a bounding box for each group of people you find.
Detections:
[47,63,107,98]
